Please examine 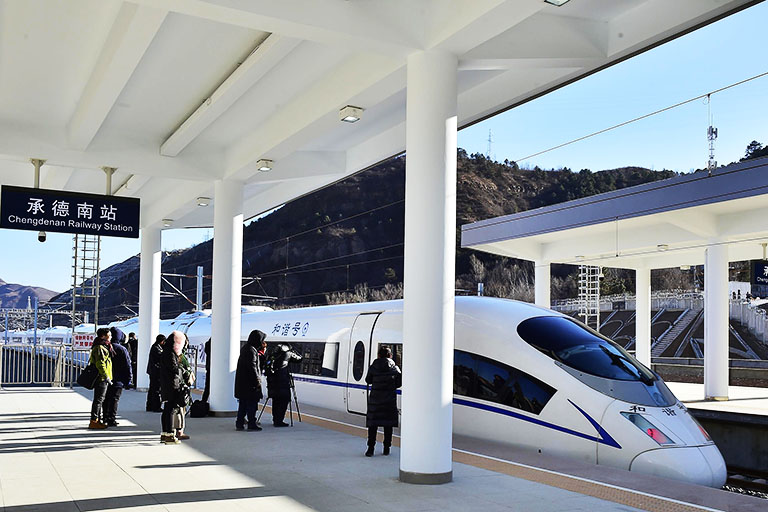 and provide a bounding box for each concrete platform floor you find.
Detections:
[667,382,768,416]
[0,387,760,512]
